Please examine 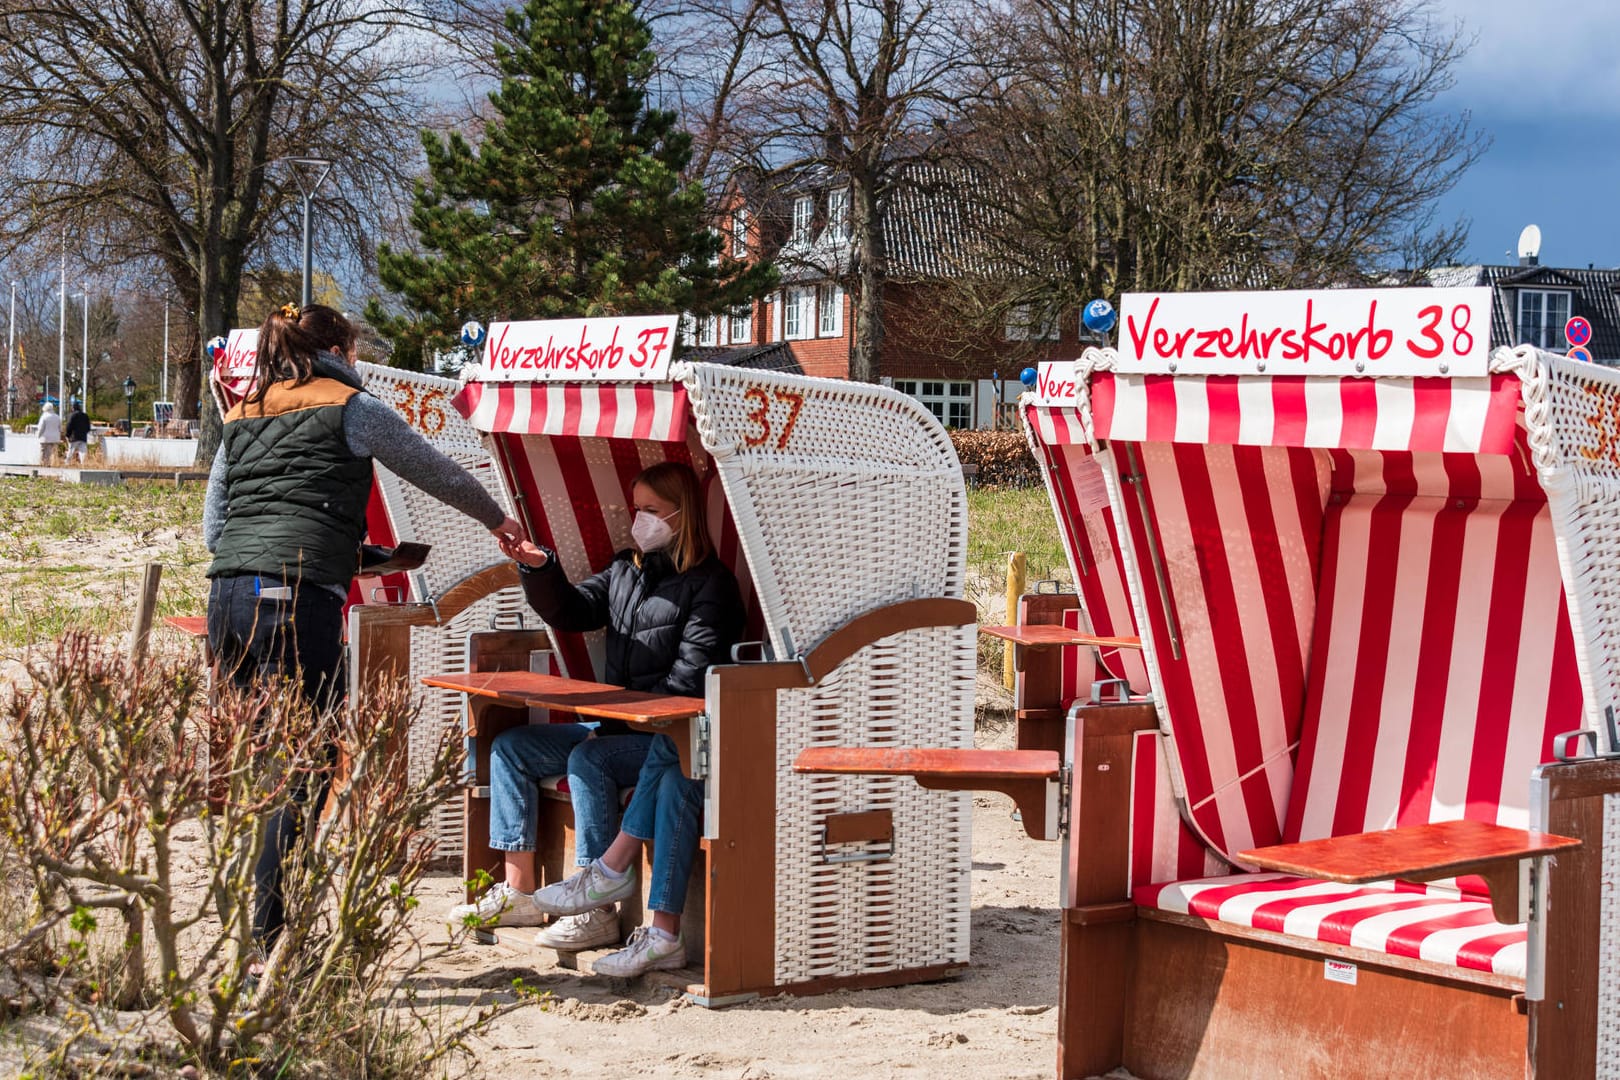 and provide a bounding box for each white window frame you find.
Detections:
[791,196,813,244]
[817,284,843,337]
[730,305,752,345]
[1004,303,1060,342]
[1516,288,1572,351]
[825,188,850,244]
[785,286,815,340]
[893,378,974,429]
[697,314,719,347]
[732,207,749,258]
